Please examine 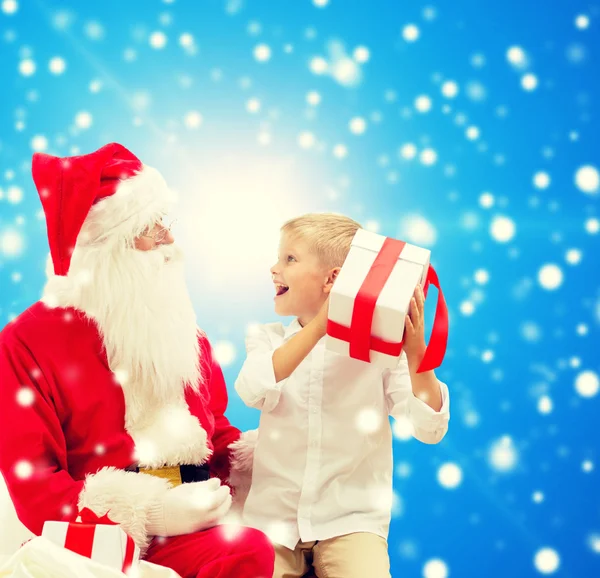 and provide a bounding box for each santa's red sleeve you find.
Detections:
[200,336,257,508]
[0,333,171,552]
